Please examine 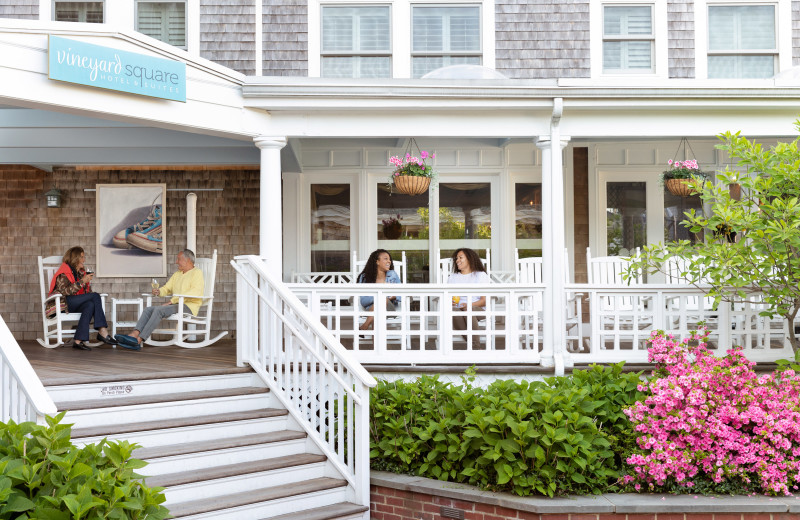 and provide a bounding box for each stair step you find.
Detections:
[145,453,326,488]
[265,503,369,520]
[55,386,269,411]
[71,409,287,439]
[135,430,307,460]
[167,477,347,518]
